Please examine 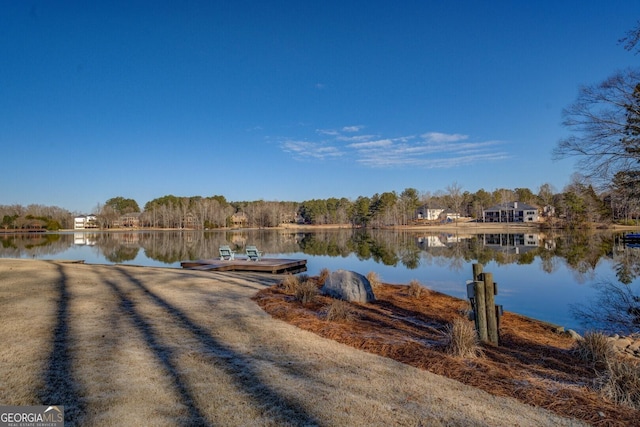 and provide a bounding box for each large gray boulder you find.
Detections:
[321,270,376,303]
